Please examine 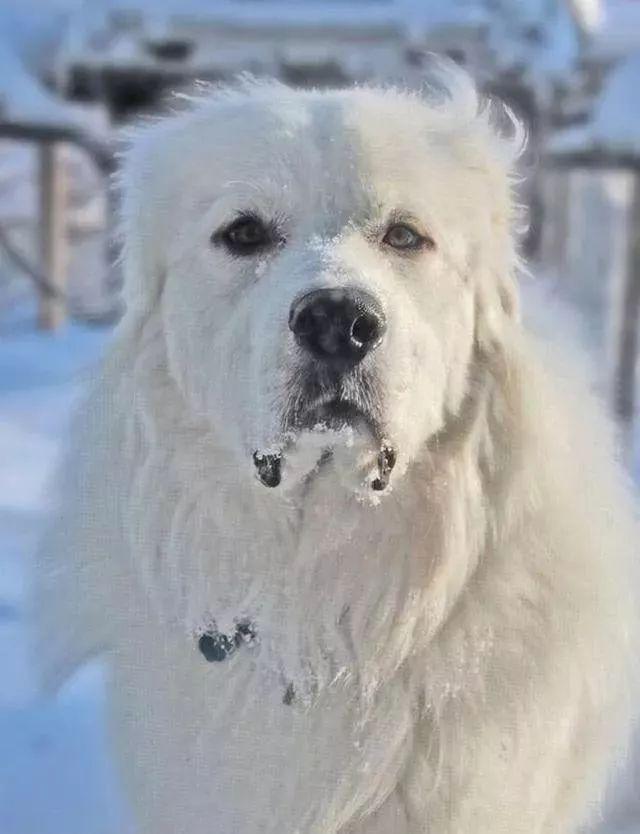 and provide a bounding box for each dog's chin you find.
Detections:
[252,400,397,499]
[288,421,375,487]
